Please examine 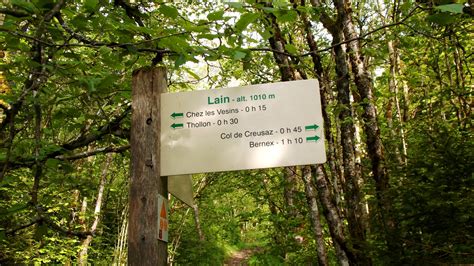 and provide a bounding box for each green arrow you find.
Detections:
[306,135,320,142]
[171,123,184,129]
[305,124,319,131]
[171,112,184,119]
